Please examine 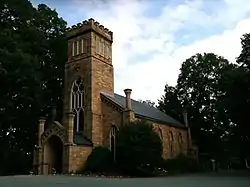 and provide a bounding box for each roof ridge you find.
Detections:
[101,91,183,127]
